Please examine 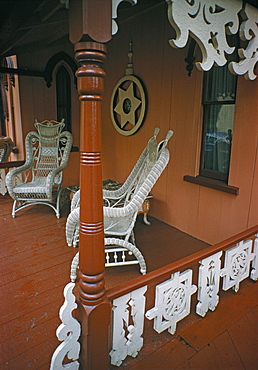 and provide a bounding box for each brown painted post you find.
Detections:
[74,41,111,369]
[69,1,112,368]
